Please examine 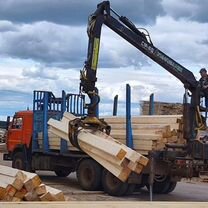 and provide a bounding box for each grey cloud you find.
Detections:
[0,21,88,68]
[0,20,17,32]
[162,0,208,23]
[0,20,151,68]
[0,0,164,25]
[22,66,58,80]
[99,47,150,68]
[200,39,208,45]
[0,90,31,102]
